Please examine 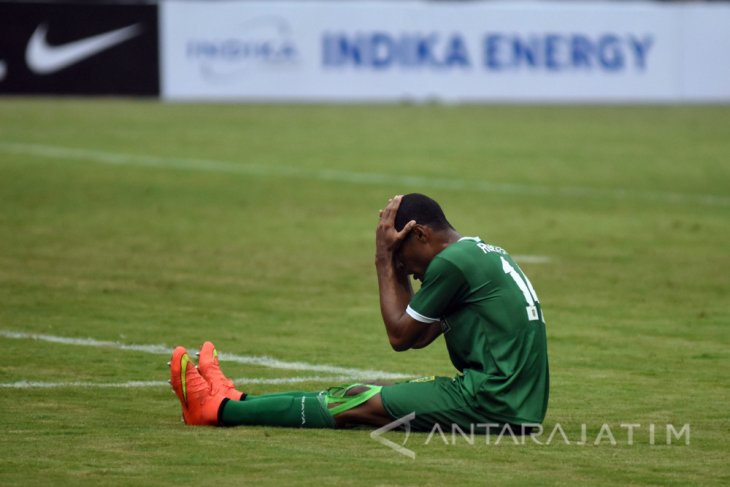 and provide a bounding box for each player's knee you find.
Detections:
[343,385,369,397]
[332,394,391,428]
